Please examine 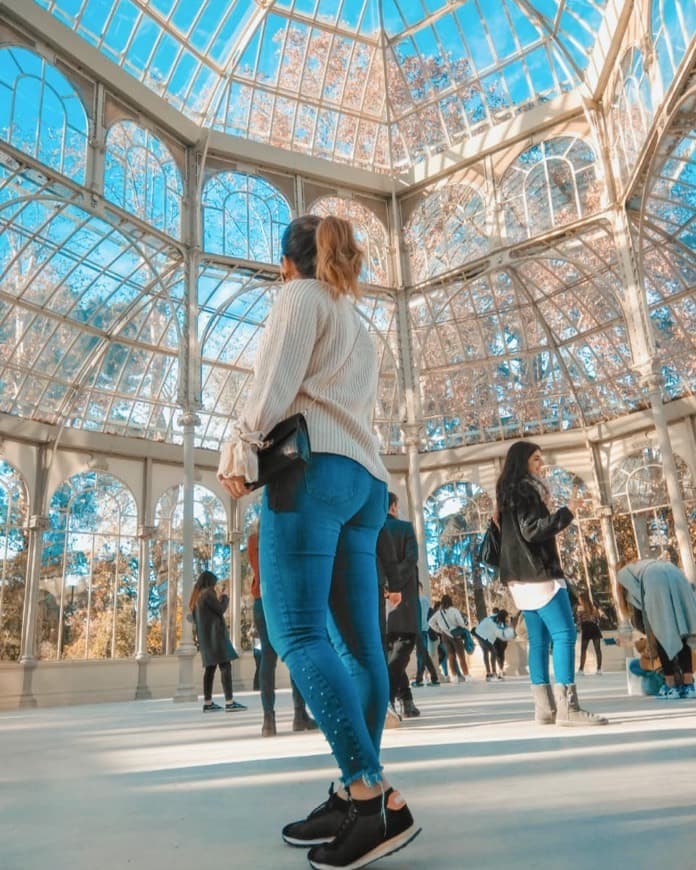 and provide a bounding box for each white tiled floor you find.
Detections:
[2,673,695,870]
